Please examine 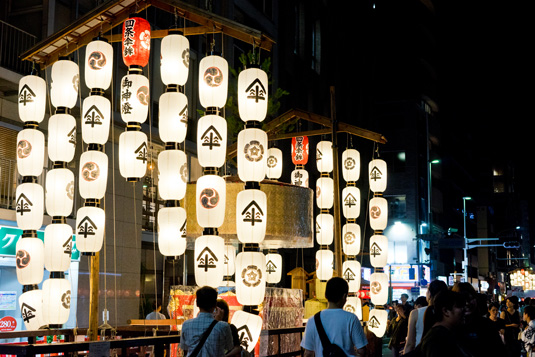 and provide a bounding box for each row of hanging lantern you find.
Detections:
[367,156,389,338]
